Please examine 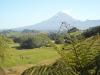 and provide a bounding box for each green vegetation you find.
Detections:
[20,34,51,49]
[0,35,12,65]
[0,32,59,68]
[68,27,79,33]
[21,24,100,75]
[22,35,100,75]
[0,25,100,75]
[82,26,100,38]
[48,33,65,44]
[0,46,59,67]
